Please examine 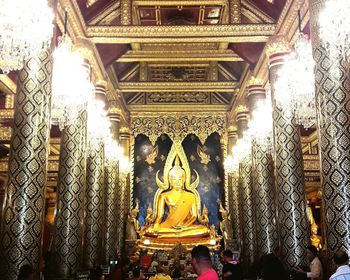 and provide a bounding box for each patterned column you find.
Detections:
[227,126,237,215]
[266,35,309,268]
[247,81,278,257]
[116,172,127,256]
[52,63,90,277]
[117,127,130,255]
[108,108,121,142]
[103,159,118,263]
[227,126,241,249]
[309,0,350,256]
[236,108,249,139]
[83,143,104,269]
[120,127,130,208]
[236,109,256,270]
[53,112,87,277]
[0,50,53,280]
[239,156,256,271]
